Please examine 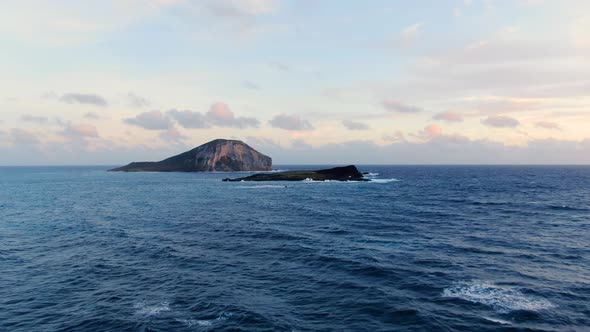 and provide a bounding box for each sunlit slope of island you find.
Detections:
[223,165,368,182]
[109,139,272,172]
